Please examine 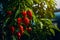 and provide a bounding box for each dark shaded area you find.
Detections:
[53,12,60,40]
[54,19,60,40]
